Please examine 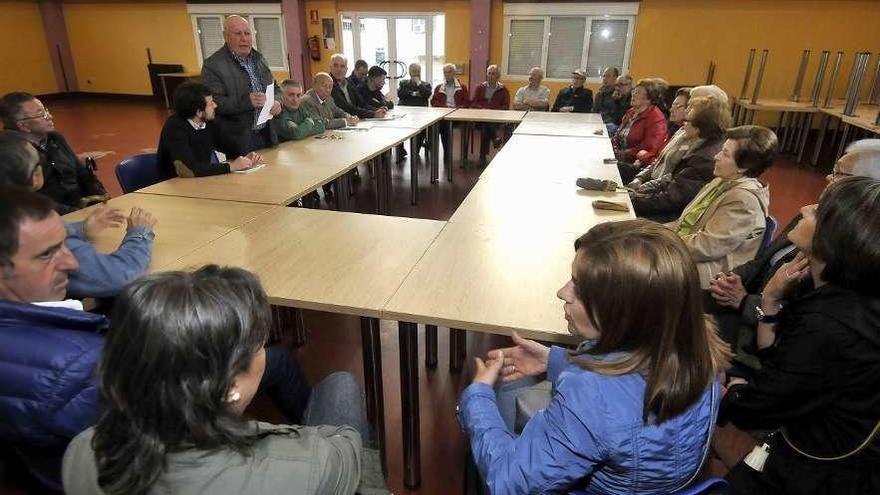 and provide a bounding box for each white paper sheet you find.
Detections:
[256,83,274,127]
[232,163,266,174]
